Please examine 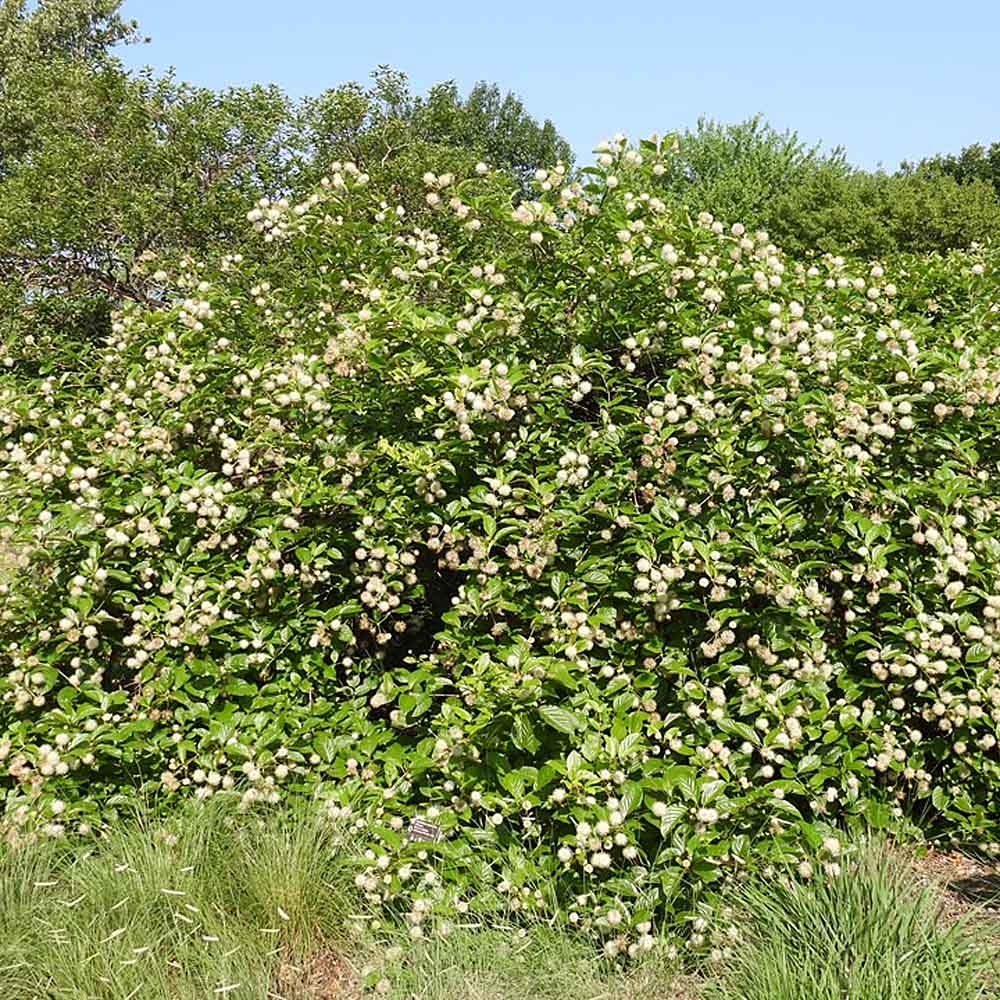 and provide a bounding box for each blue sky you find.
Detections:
[119,1,999,170]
